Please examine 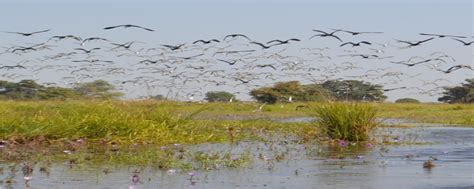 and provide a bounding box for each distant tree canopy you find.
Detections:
[438,78,474,104]
[250,81,332,104]
[73,80,123,99]
[0,79,122,100]
[249,80,386,104]
[395,98,420,103]
[205,91,236,102]
[321,80,387,102]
